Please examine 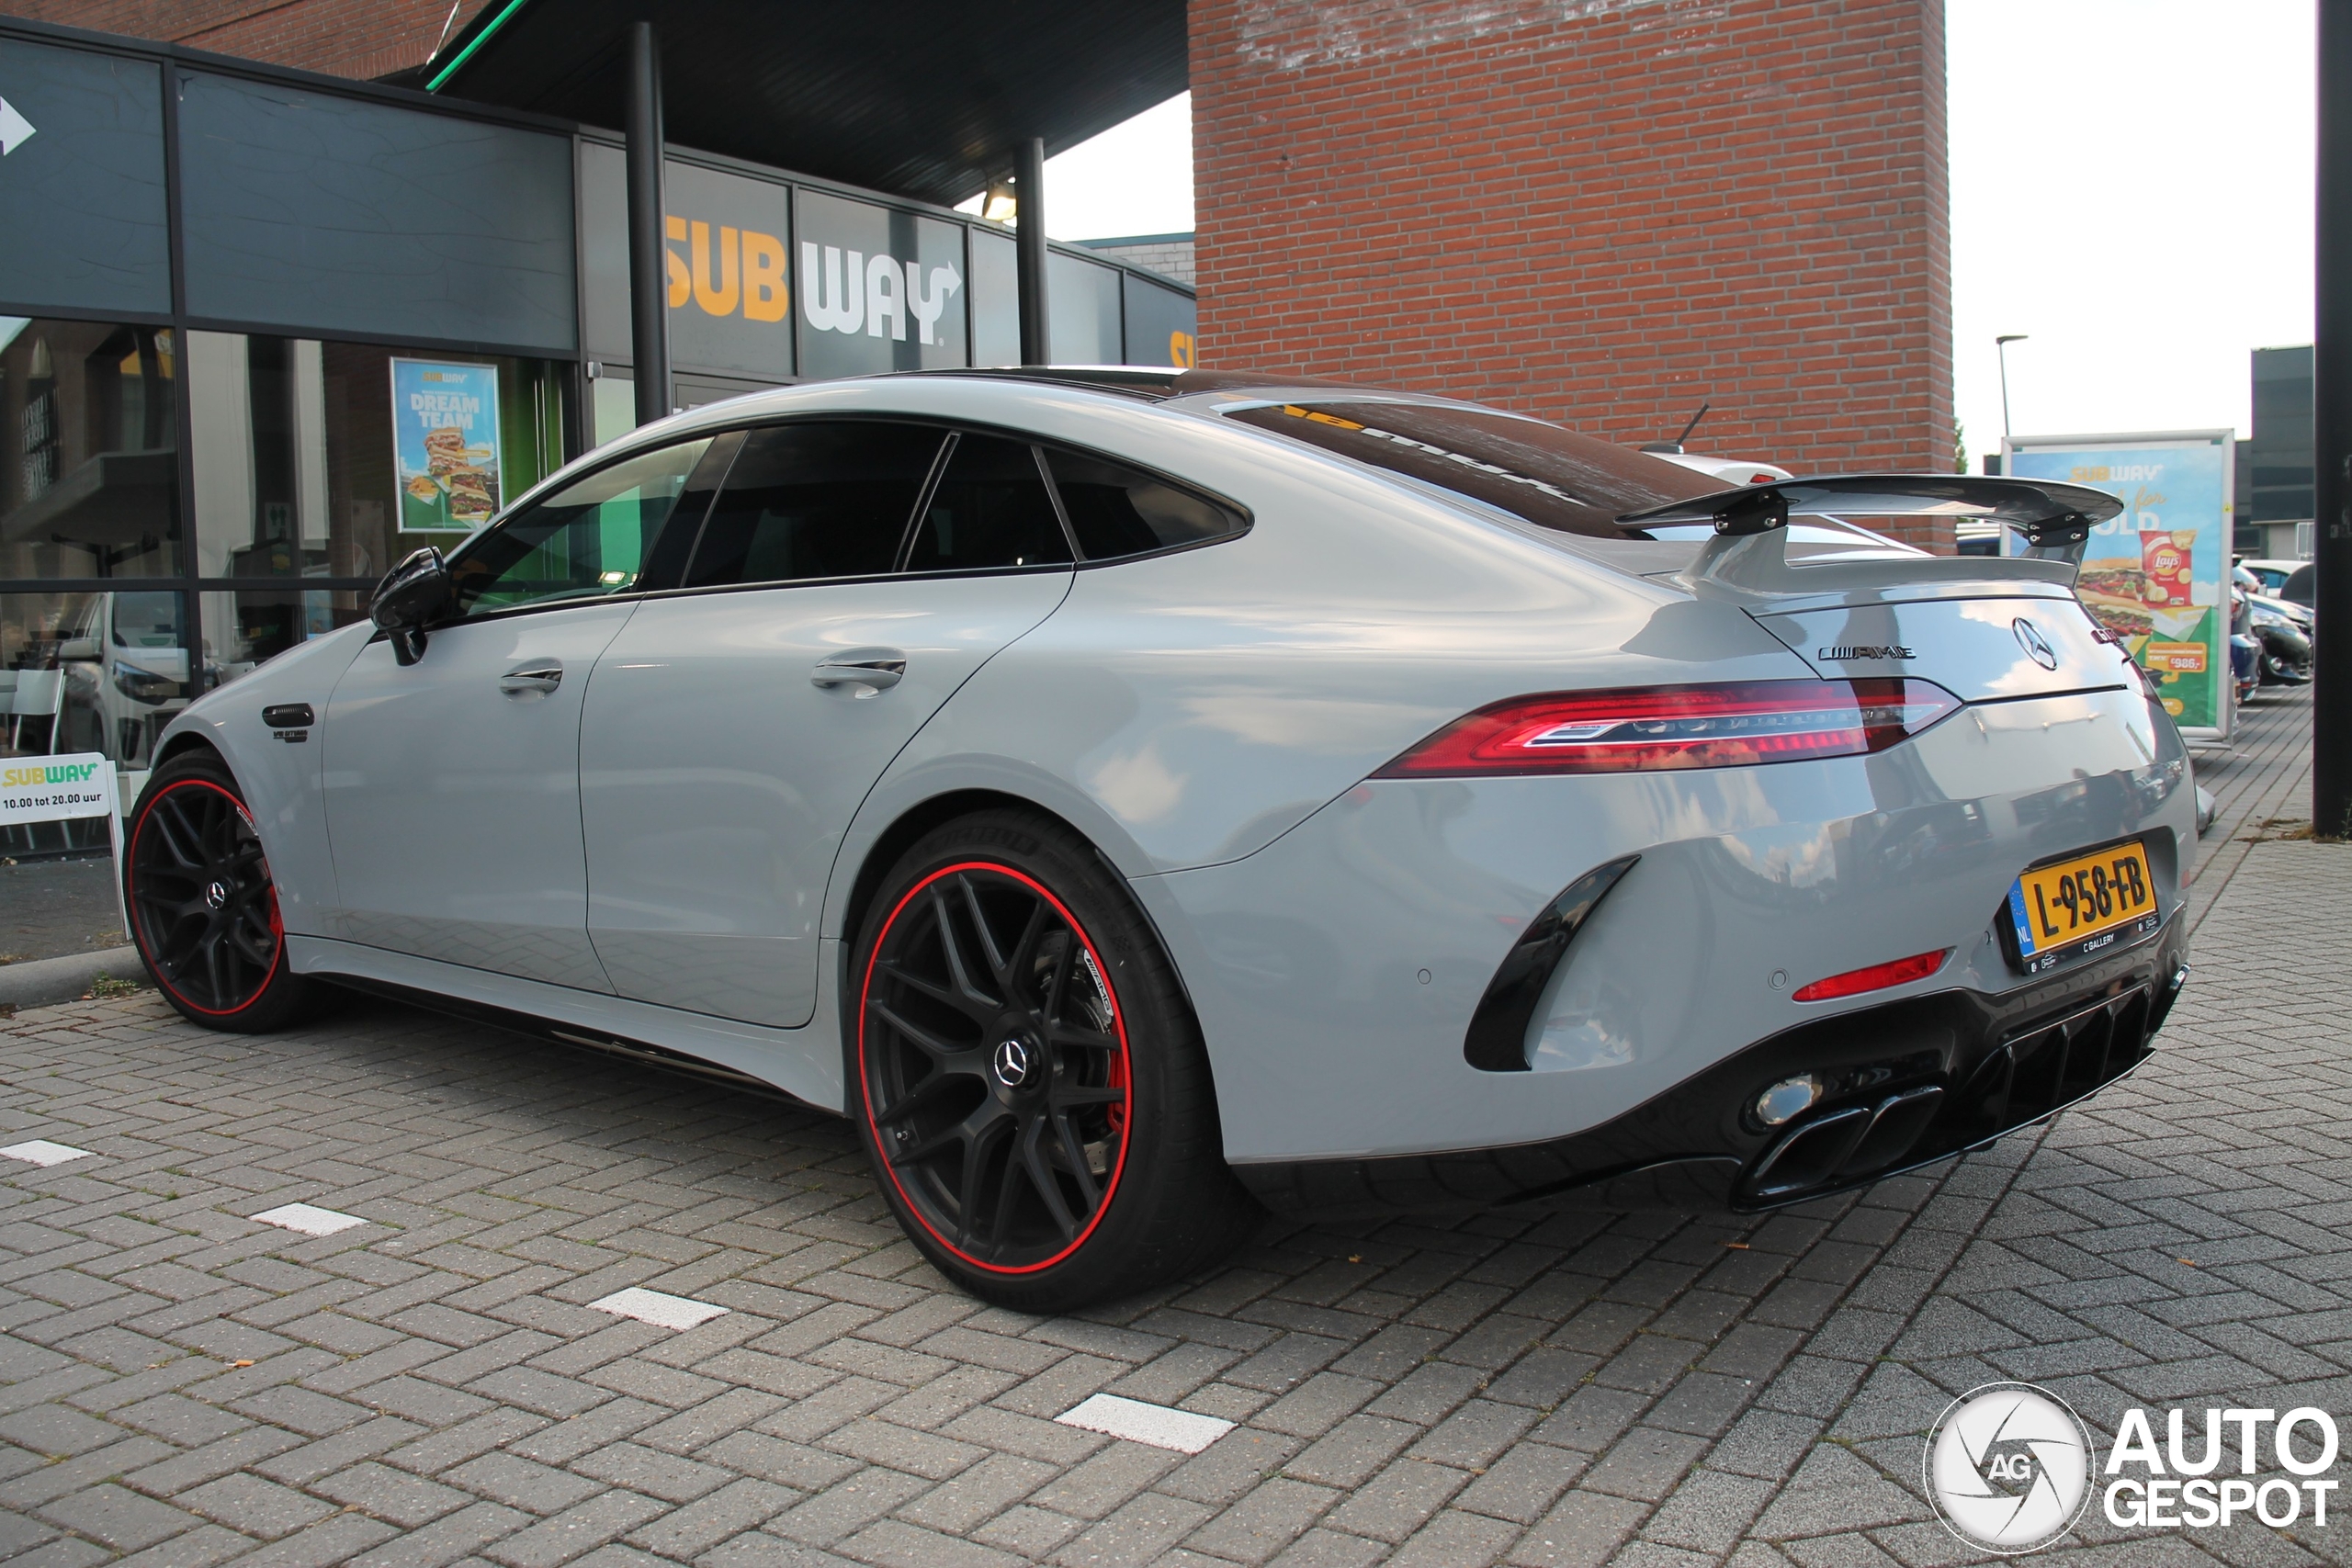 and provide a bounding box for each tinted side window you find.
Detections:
[682,422,945,588]
[1044,448,1244,560]
[448,436,713,617]
[907,434,1072,571]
